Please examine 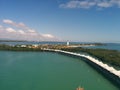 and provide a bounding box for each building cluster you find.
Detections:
[16,44,39,48]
